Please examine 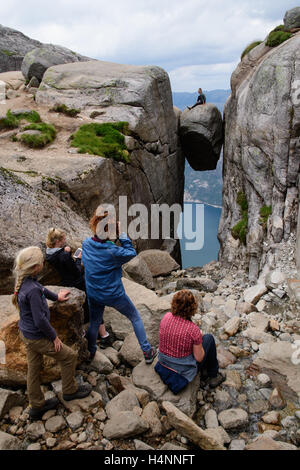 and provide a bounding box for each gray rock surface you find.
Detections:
[0,168,90,294]
[105,389,140,419]
[253,341,300,402]
[162,401,225,450]
[34,60,184,263]
[132,358,199,417]
[21,45,90,81]
[284,7,300,31]
[0,24,41,73]
[0,430,22,450]
[218,34,300,279]
[179,103,223,171]
[0,388,25,419]
[103,411,149,439]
